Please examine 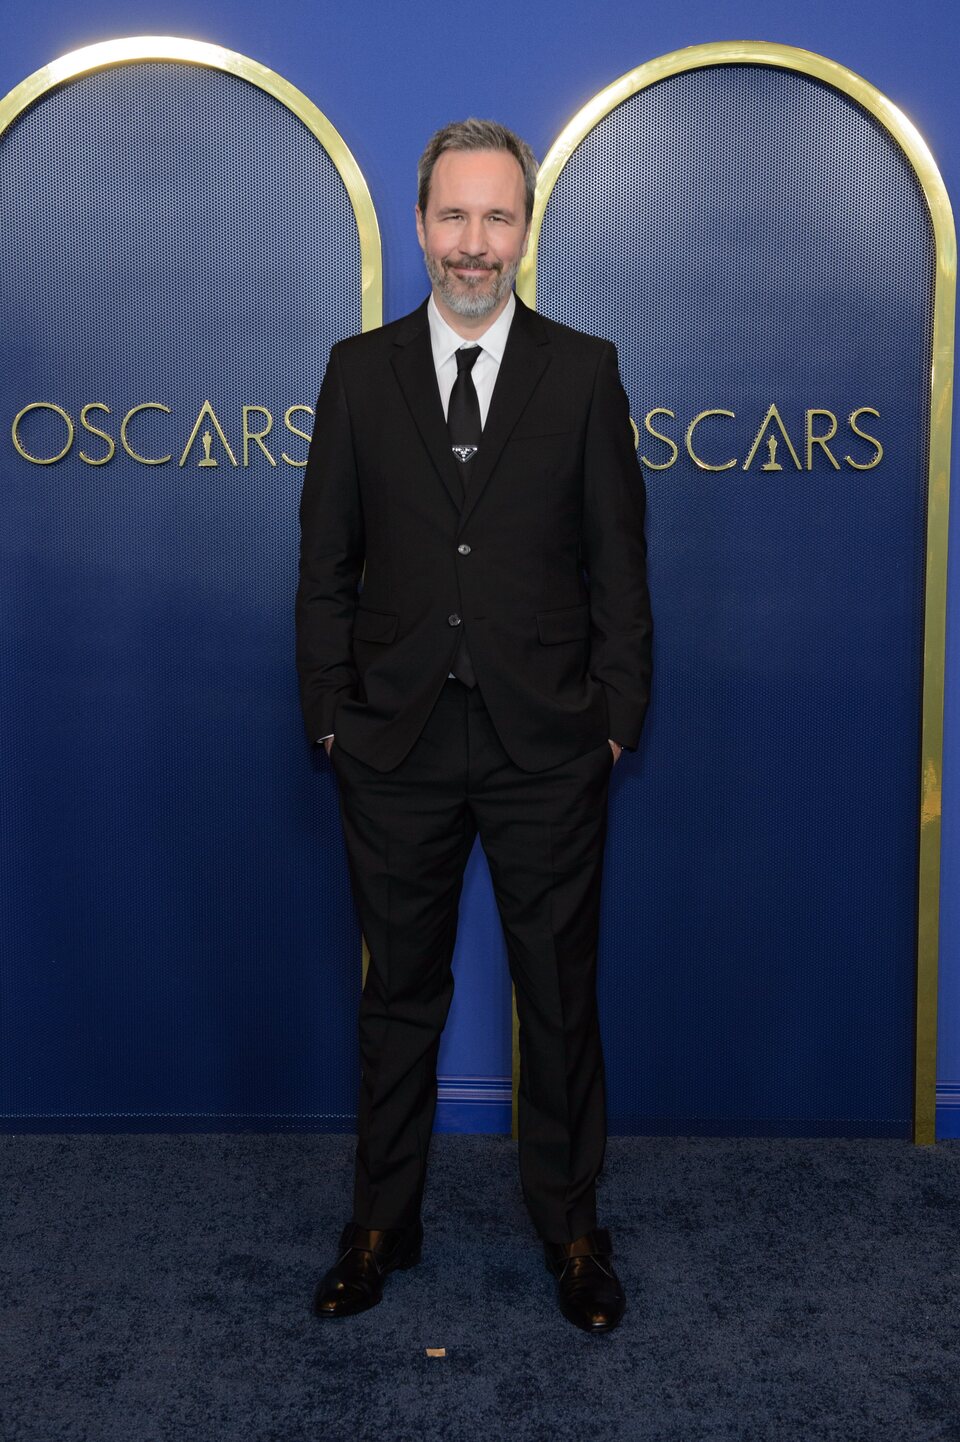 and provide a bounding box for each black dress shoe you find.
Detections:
[312,1220,423,1318]
[544,1227,626,1333]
